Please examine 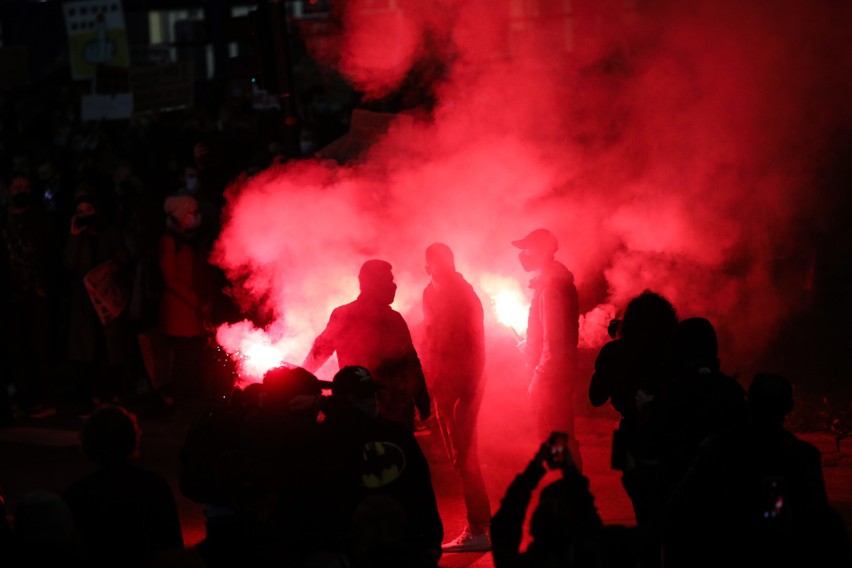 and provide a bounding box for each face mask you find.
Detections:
[519,251,539,272]
[185,177,199,193]
[10,192,32,209]
[351,396,379,418]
